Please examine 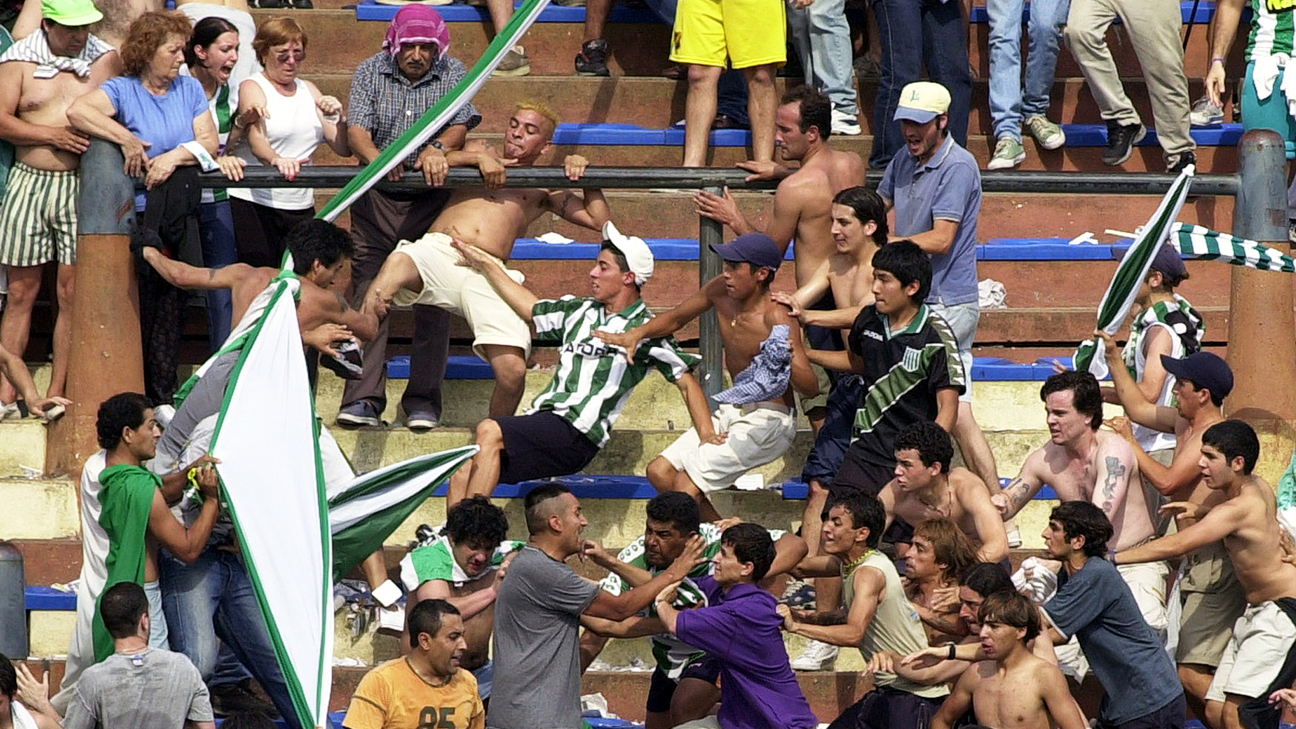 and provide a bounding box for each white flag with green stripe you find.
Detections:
[208,278,333,729]
[1172,222,1296,272]
[1073,166,1196,377]
[316,0,551,221]
[329,445,478,580]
